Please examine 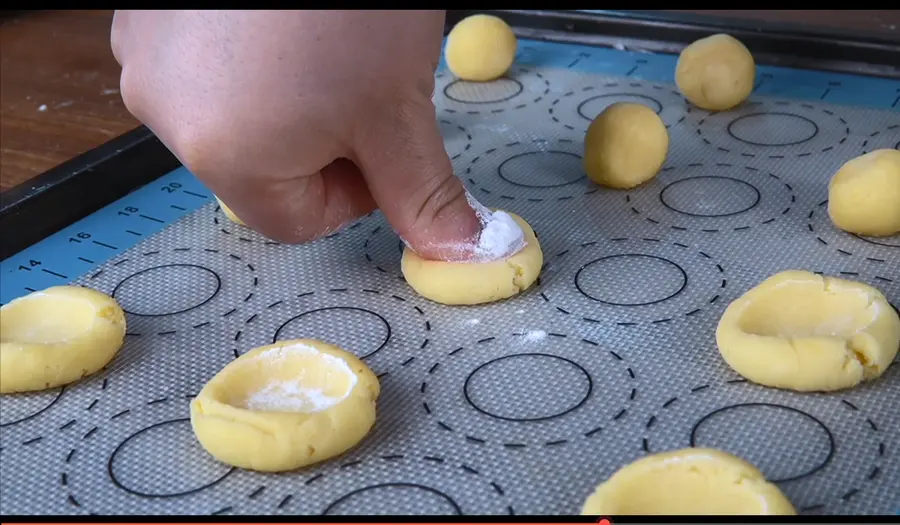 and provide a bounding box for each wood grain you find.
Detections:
[1,10,896,193]
[0,10,137,191]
